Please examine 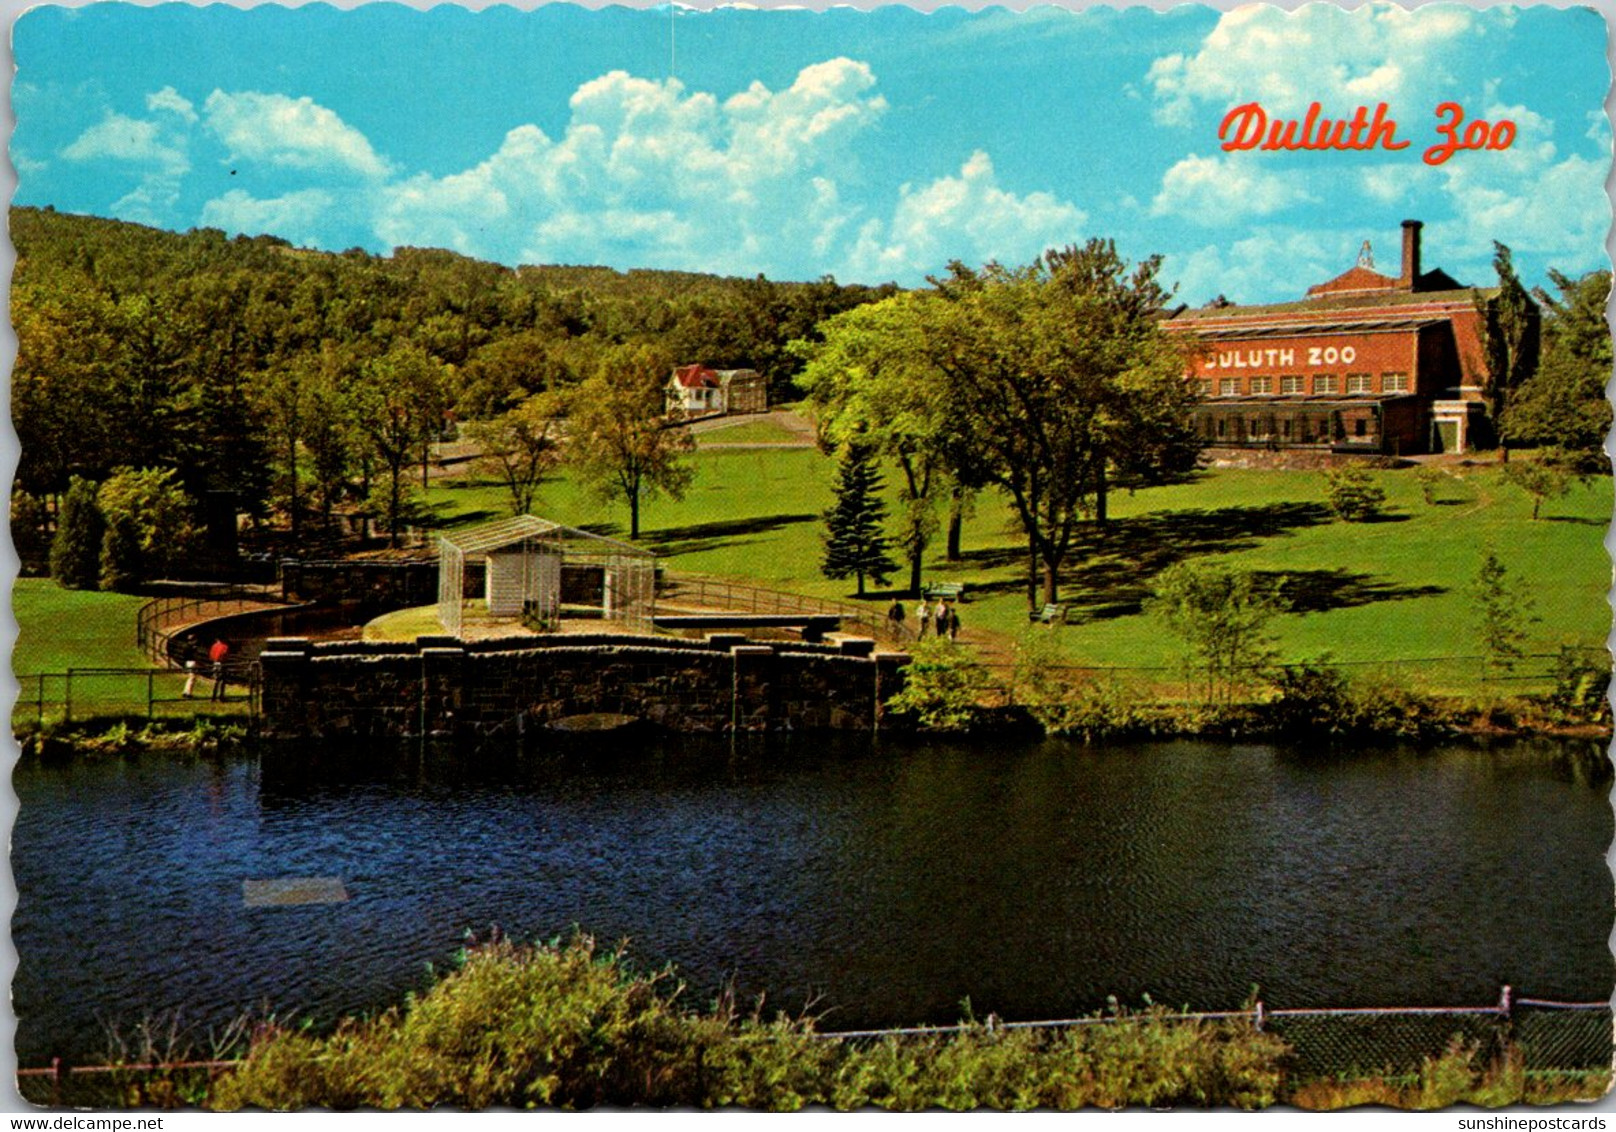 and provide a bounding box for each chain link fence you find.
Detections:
[814,992,1613,1087]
